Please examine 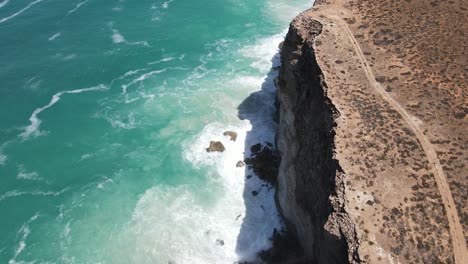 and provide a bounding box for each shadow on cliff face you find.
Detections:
[234,52,304,264]
[234,45,353,262]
